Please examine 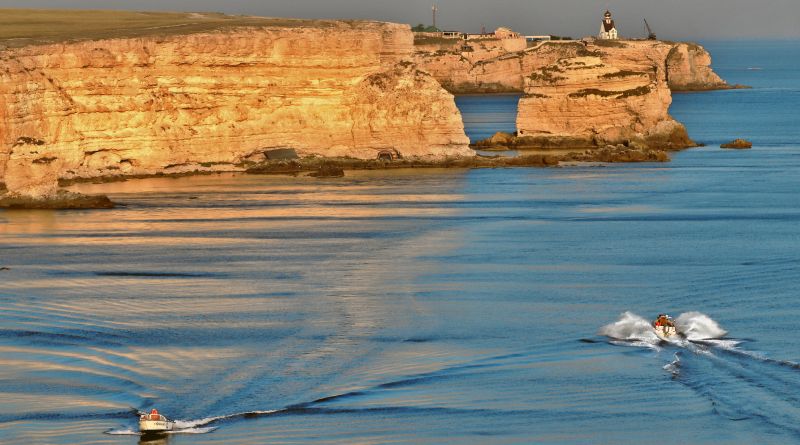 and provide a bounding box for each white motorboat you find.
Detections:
[654,324,678,340]
[139,409,174,434]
